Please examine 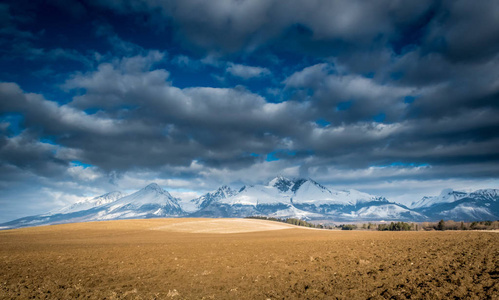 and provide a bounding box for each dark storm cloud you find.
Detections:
[1,54,314,172]
[2,45,499,179]
[422,0,499,63]
[0,130,67,179]
[1,0,498,222]
[84,0,495,66]
[284,63,414,124]
[89,0,433,54]
[389,52,499,119]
